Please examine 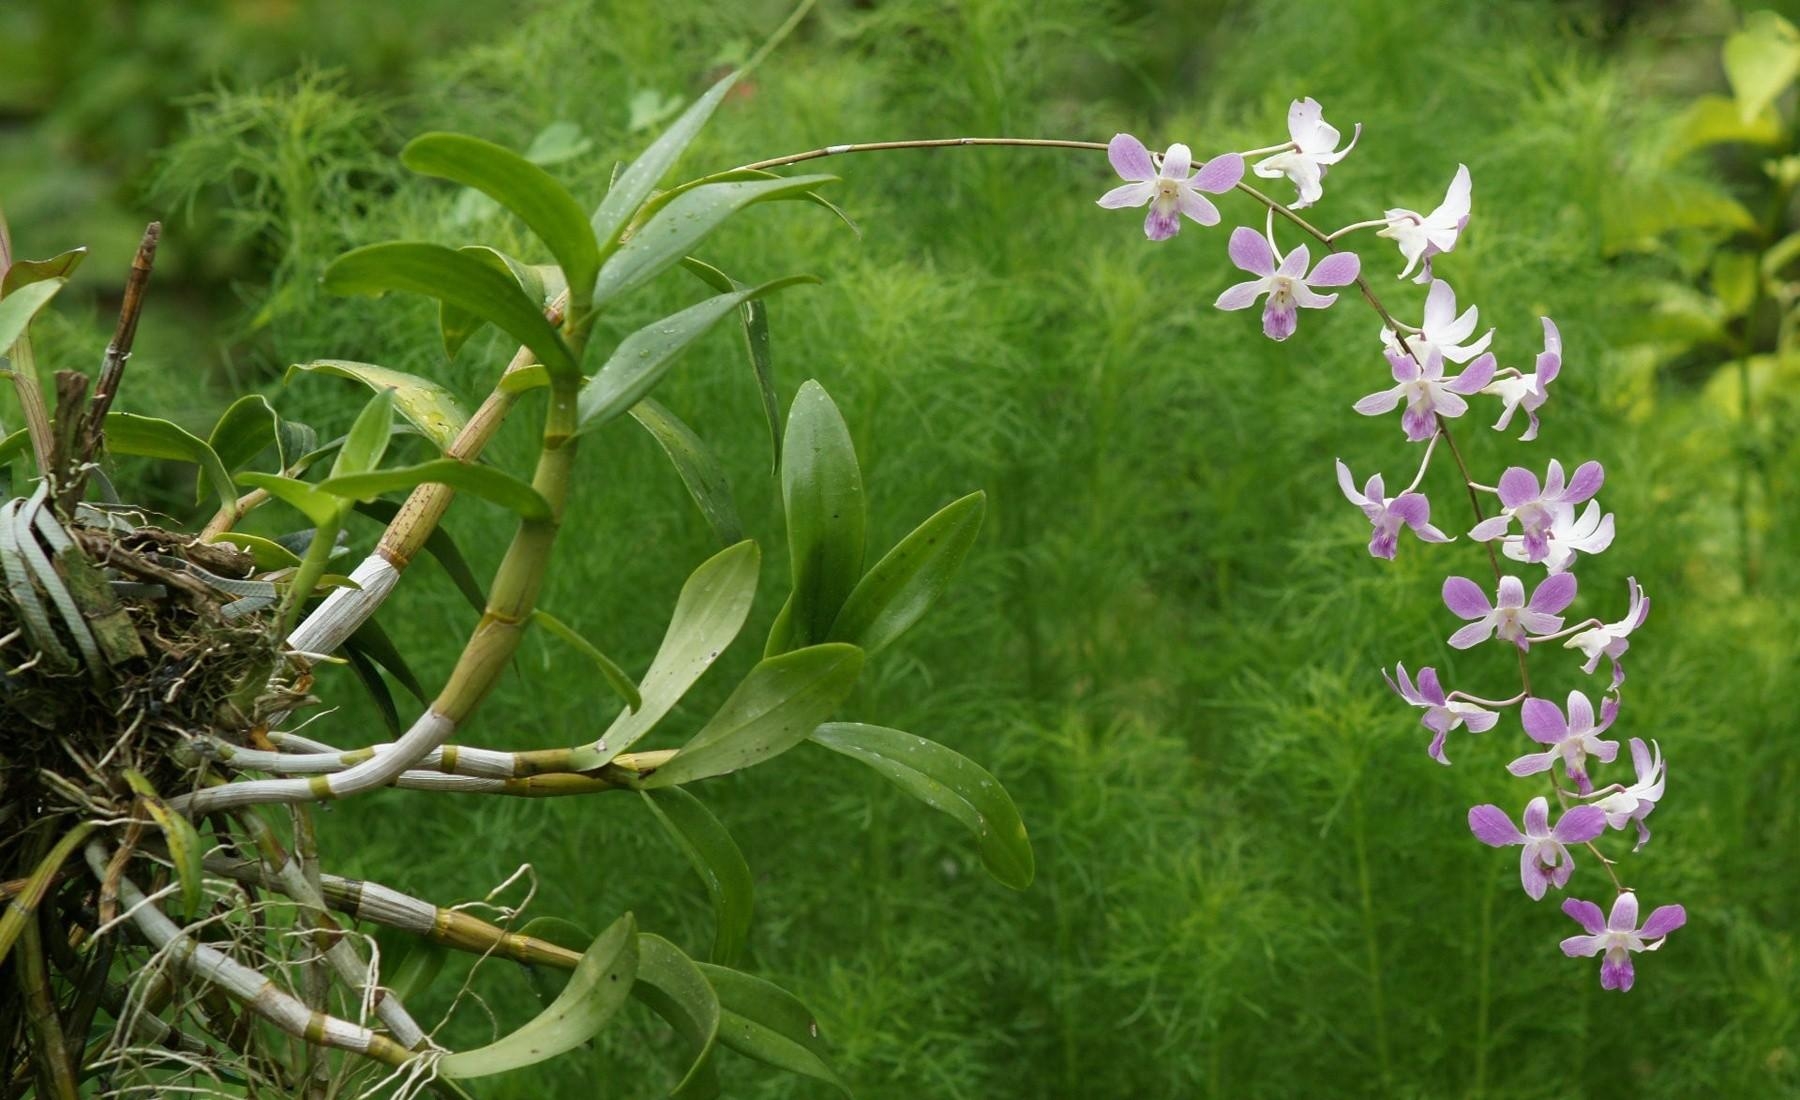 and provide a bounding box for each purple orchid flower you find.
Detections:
[1097,134,1245,241]
[1377,165,1471,284]
[1442,573,1575,651]
[1564,577,1650,687]
[1468,796,1607,900]
[1335,460,1452,559]
[1215,225,1360,341]
[1353,346,1496,442]
[1499,501,1614,575]
[1560,893,1686,991]
[1251,97,1360,209]
[1379,280,1493,365]
[1382,662,1498,765]
[1507,690,1620,794]
[1467,459,1605,564]
[1482,318,1562,441]
[1587,737,1665,851]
